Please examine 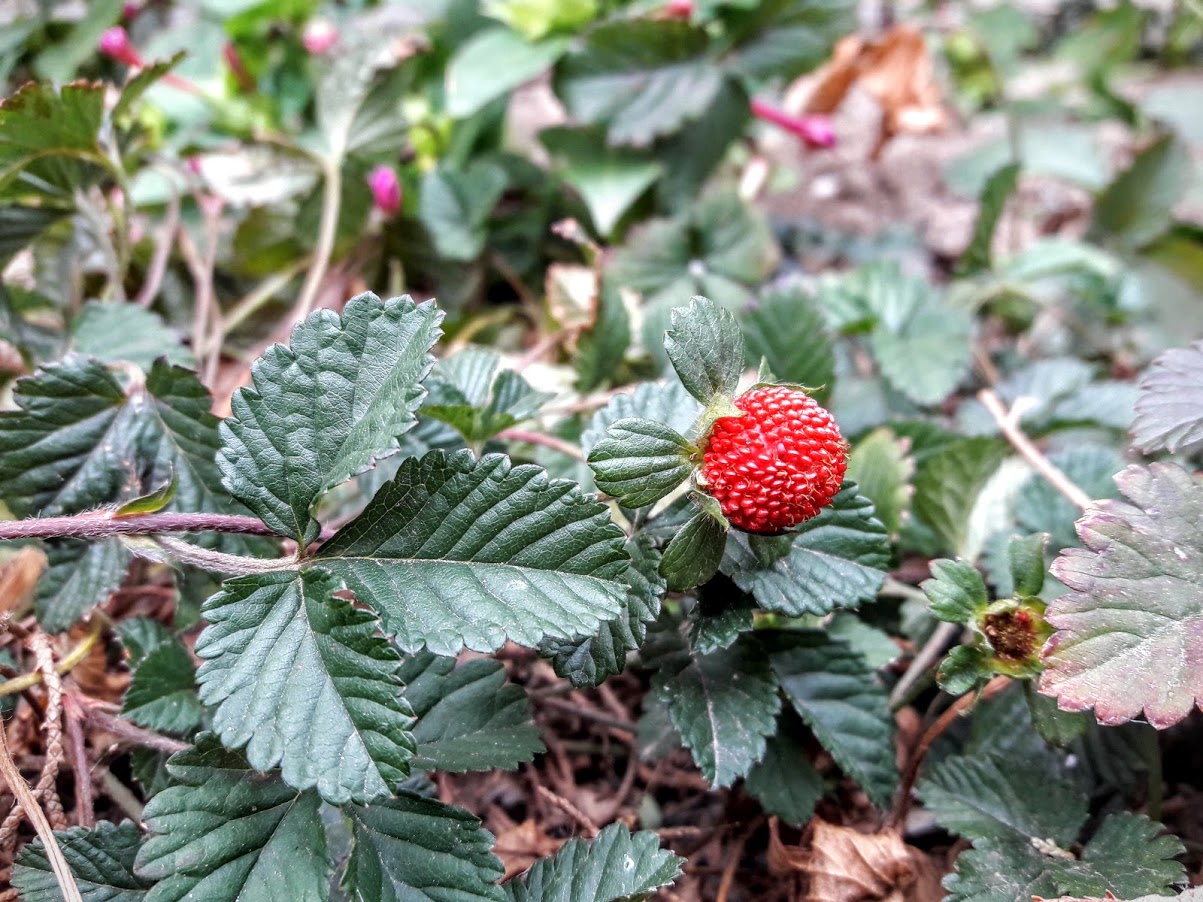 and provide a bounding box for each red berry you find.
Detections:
[699,385,847,534]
